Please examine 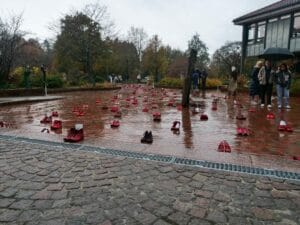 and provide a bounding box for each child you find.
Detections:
[274,63,292,109]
